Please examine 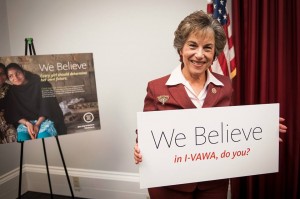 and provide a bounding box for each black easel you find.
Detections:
[18,38,74,199]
